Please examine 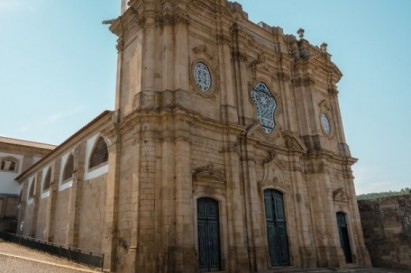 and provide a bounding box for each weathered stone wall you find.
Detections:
[77,174,107,252]
[52,189,70,245]
[17,112,113,255]
[358,194,411,270]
